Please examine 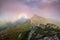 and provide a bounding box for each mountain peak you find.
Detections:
[16,17,27,24]
[31,14,43,19]
[30,15,46,25]
[30,15,59,26]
